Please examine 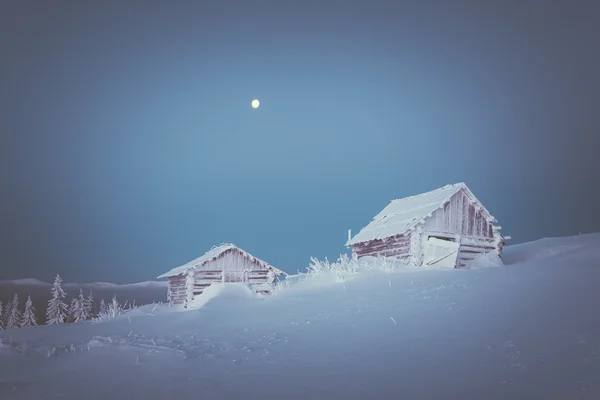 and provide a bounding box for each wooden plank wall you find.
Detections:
[165,250,278,303]
[349,189,502,269]
[422,189,493,238]
[192,270,223,297]
[352,233,411,261]
[456,238,496,268]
